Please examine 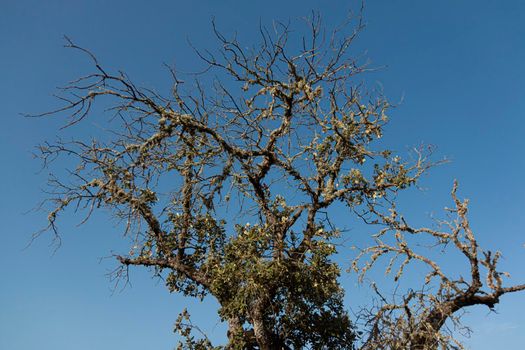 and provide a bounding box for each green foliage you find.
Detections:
[207,223,354,348]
